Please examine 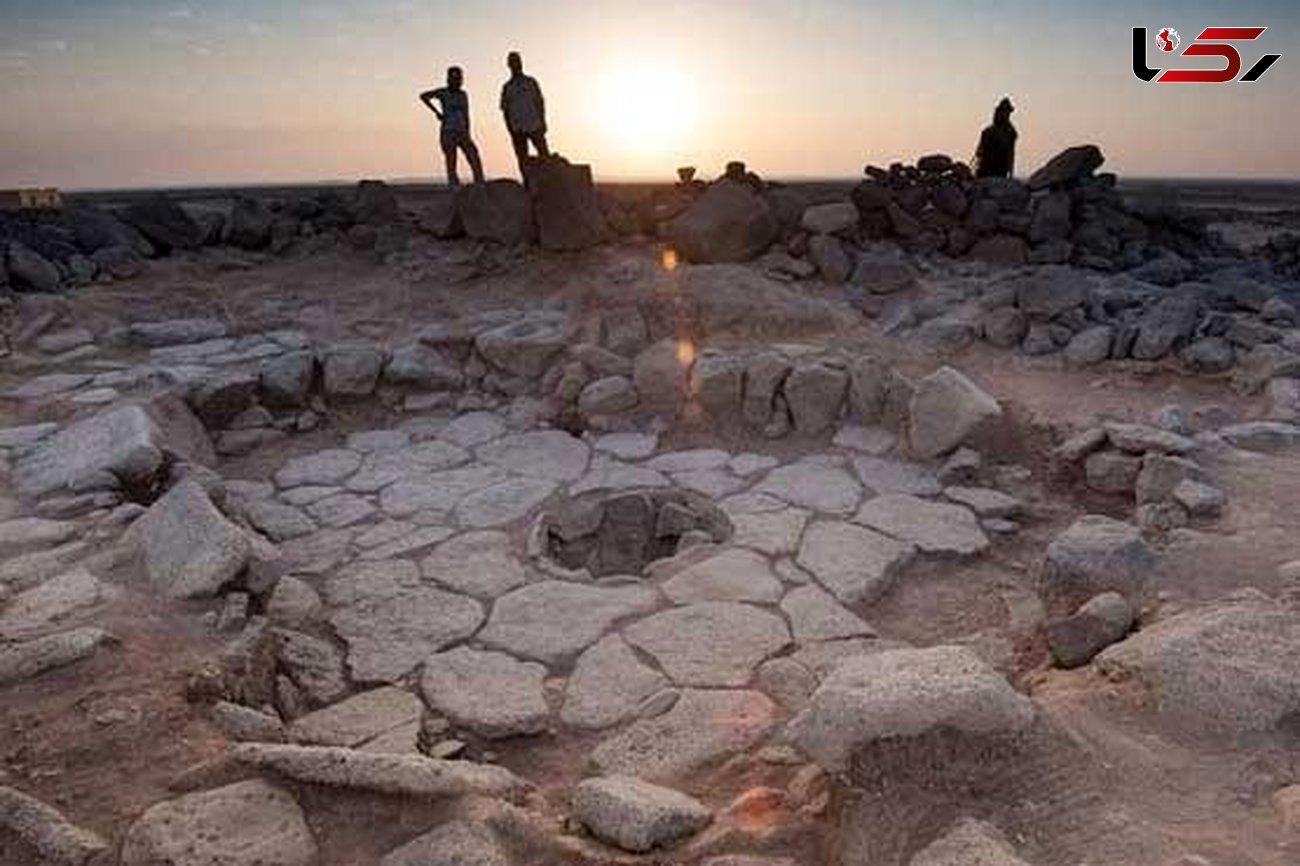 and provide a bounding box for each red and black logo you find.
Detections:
[1133,26,1281,83]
